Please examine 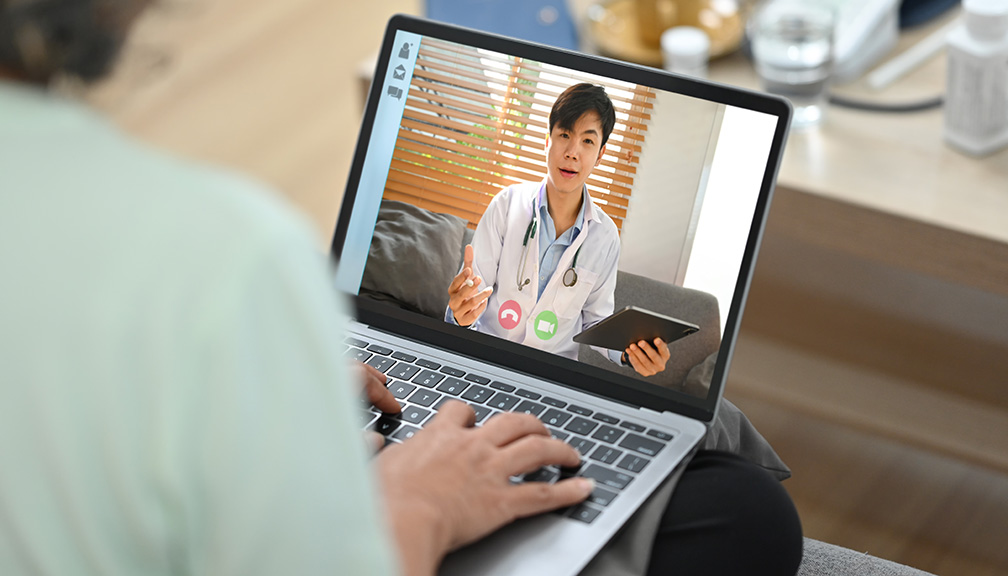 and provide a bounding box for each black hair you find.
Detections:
[0,0,136,84]
[548,83,617,147]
